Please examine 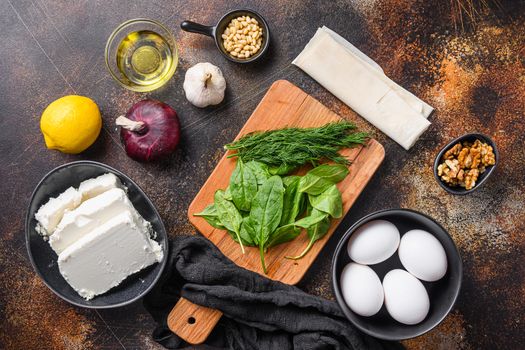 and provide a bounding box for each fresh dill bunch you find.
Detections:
[224,121,368,169]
